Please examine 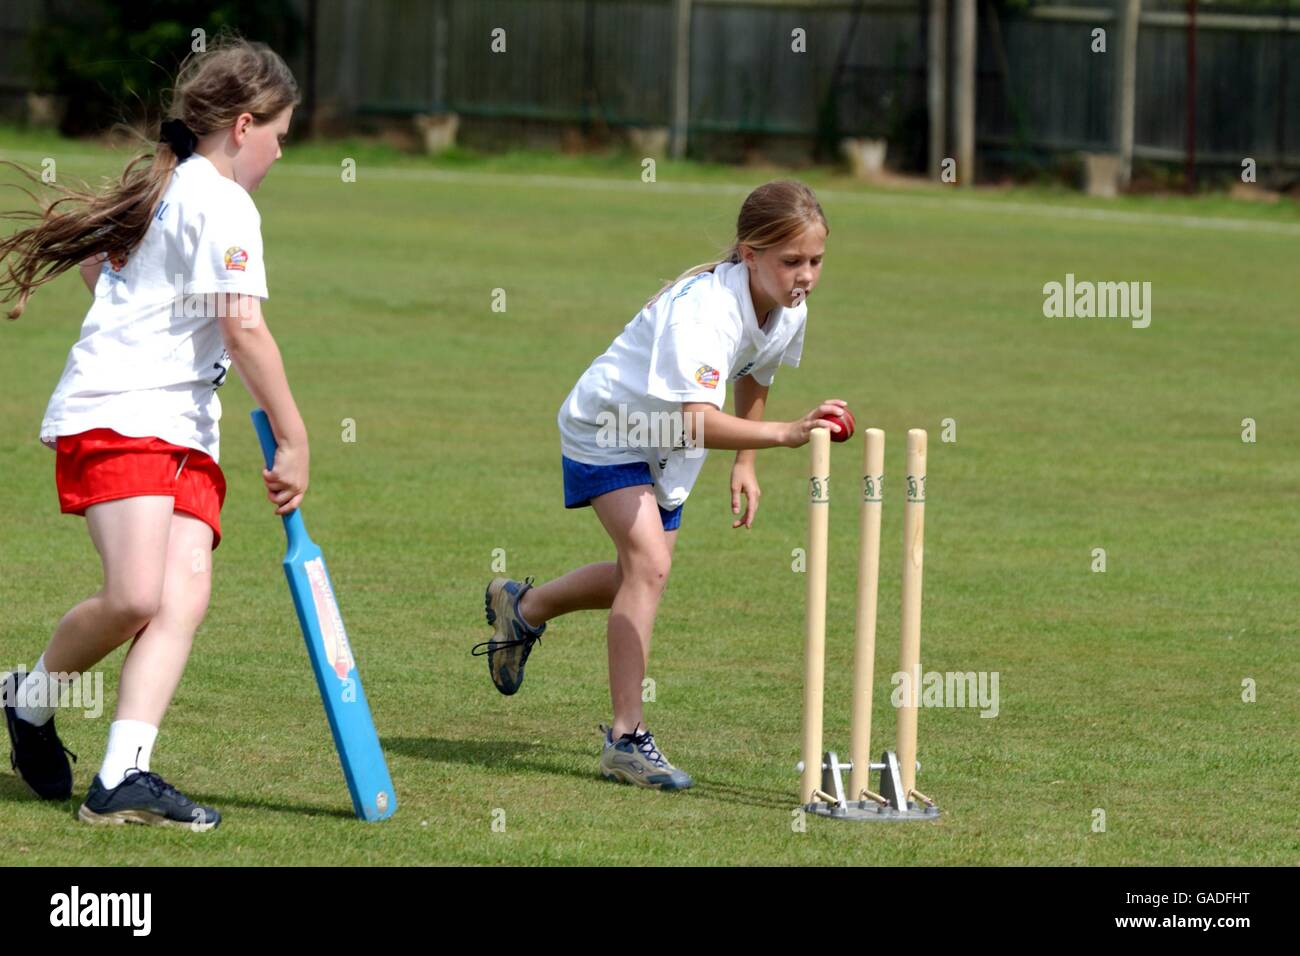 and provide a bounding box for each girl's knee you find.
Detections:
[161,574,212,628]
[102,586,164,633]
[622,550,672,589]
